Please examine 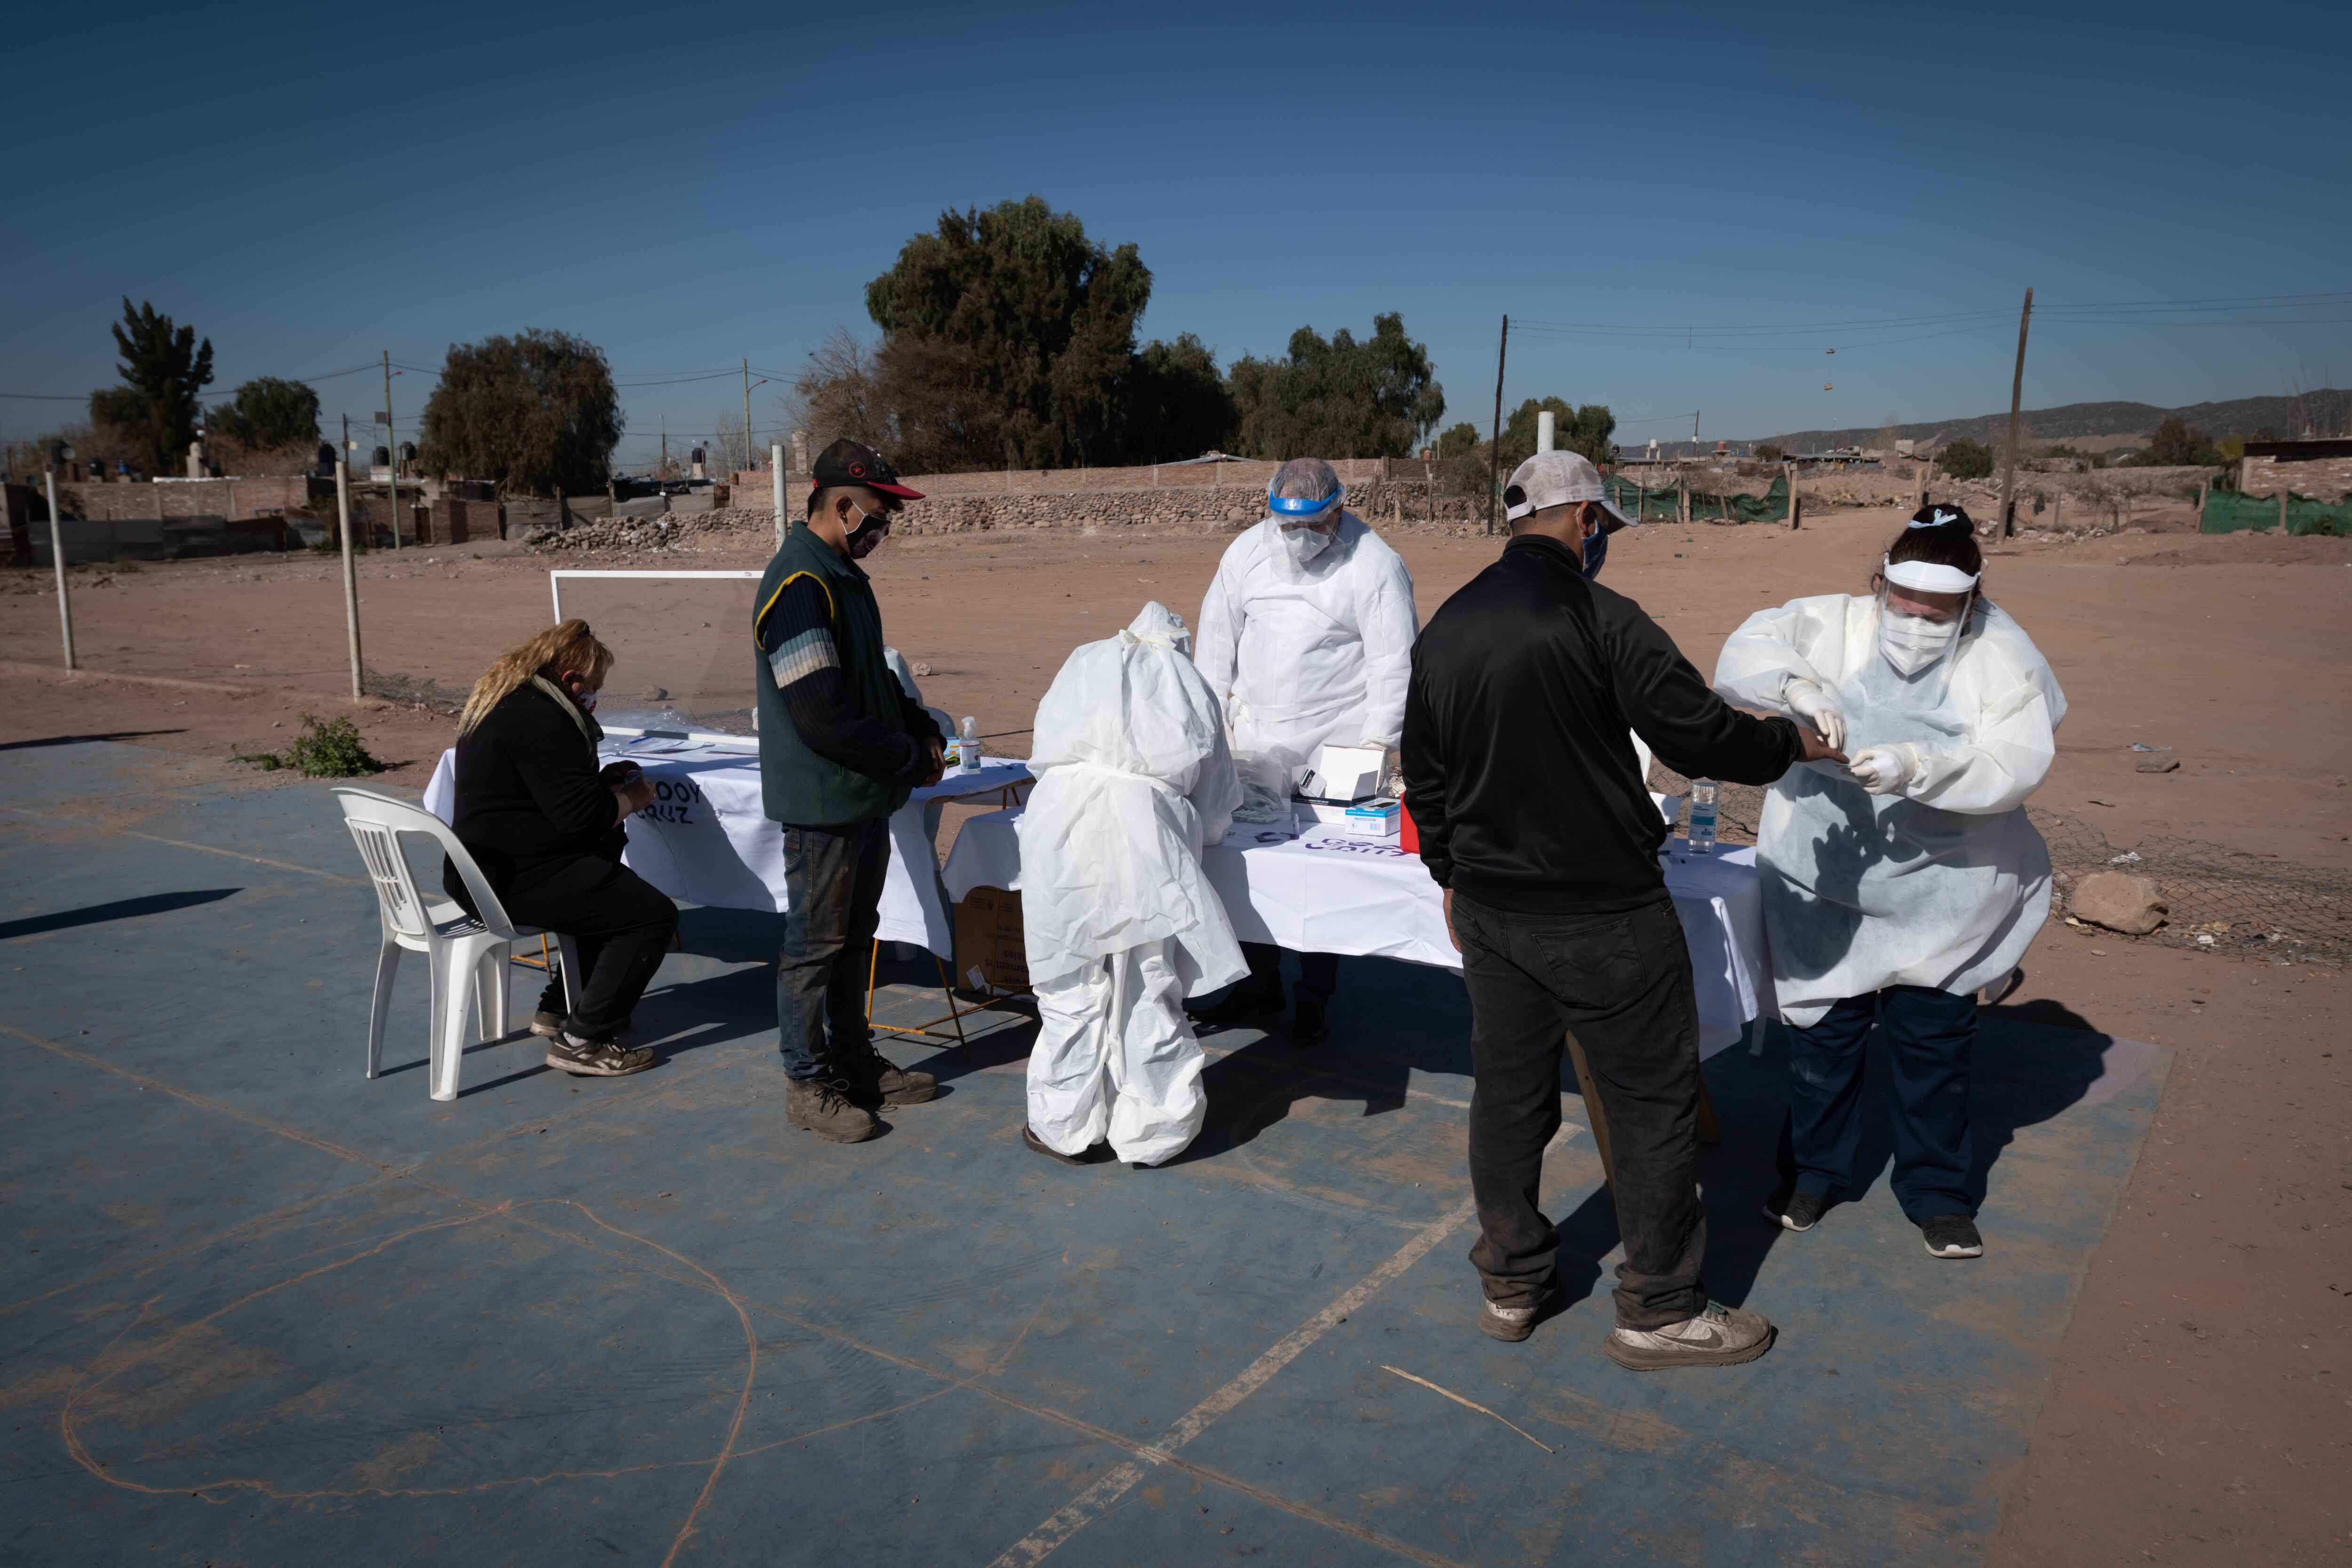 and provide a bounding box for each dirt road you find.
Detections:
[3,505,2346,1562]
